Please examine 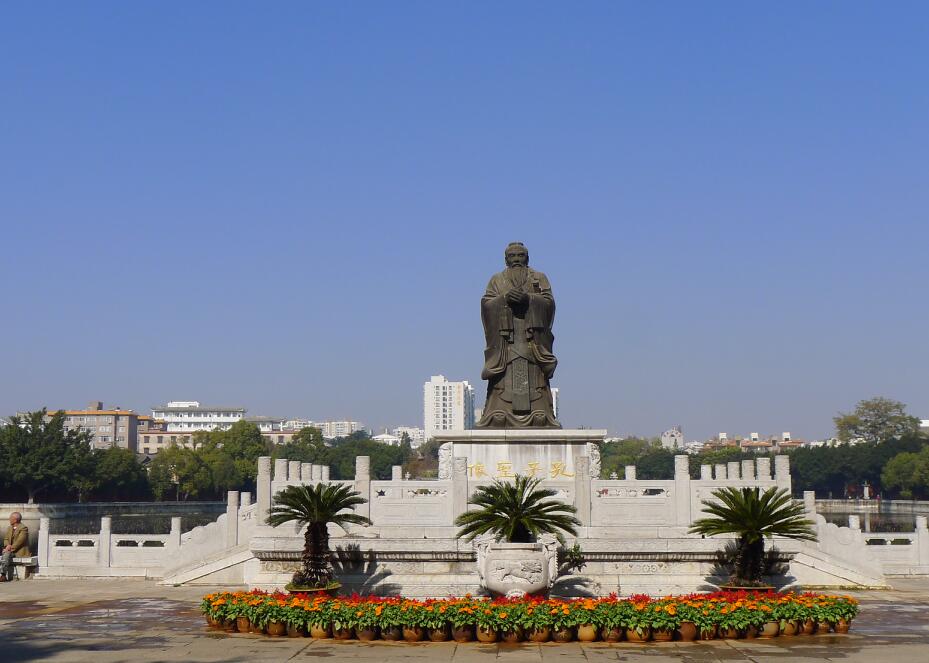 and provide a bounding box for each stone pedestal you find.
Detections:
[433,429,605,481]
